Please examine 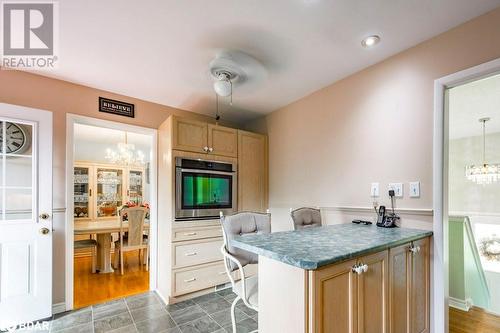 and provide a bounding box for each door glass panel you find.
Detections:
[129,170,143,205]
[5,188,32,220]
[74,167,90,219]
[0,121,35,221]
[96,168,123,217]
[6,156,32,187]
